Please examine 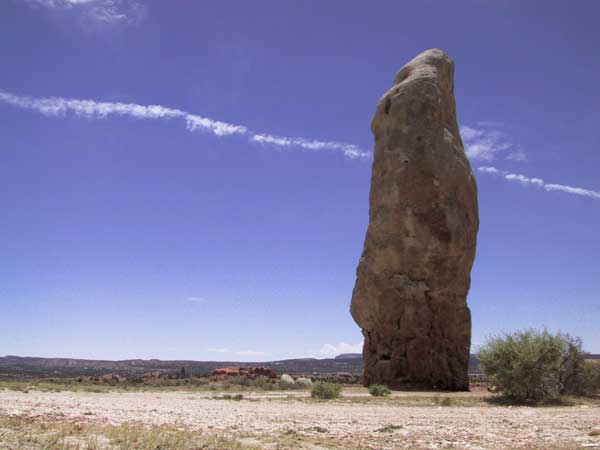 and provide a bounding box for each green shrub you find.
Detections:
[276,380,305,390]
[227,376,250,387]
[368,384,391,397]
[247,375,275,390]
[440,397,453,406]
[310,382,341,399]
[578,361,600,395]
[478,329,593,402]
[432,395,453,406]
